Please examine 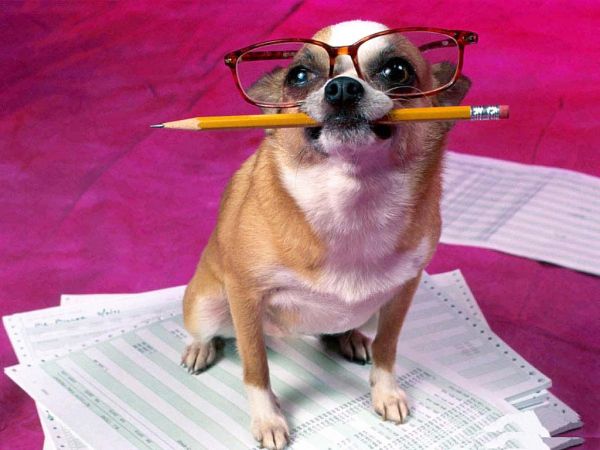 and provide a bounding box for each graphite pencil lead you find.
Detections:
[150,123,165,128]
